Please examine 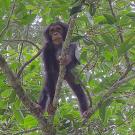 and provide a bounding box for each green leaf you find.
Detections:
[25,5,35,10]
[4,0,10,8]
[0,0,10,9]
[89,3,96,16]
[95,16,107,24]
[104,50,113,62]
[80,49,87,64]
[15,3,26,18]
[72,35,83,42]
[99,106,106,122]
[70,4,82,15]
[1,89,11,97]
[14,110,24,123]
[103,14,116,24]
[21,14,36,25]
[8,91,16,103]
[24,115,38,128]
[127,12,135,18]
[131,119,135,130]
[71,0,81,5]
[30,64,36,71]
[0,109,6,115]
[118,34,135,56]
[99,98,112,122]
[115,99,126,104]
[0,101,7,108]
[101,34,114,45]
